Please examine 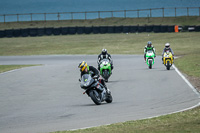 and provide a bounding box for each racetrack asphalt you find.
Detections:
[0,55,199,133]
